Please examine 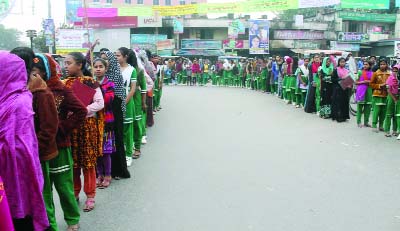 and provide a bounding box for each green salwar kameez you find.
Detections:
[43,148,80,230]
[124,68,137,158]
[133,70,147,151]
[384,95,400,134]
